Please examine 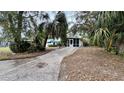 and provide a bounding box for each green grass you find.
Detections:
[0,47,12,61]
[0,47,12,53]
